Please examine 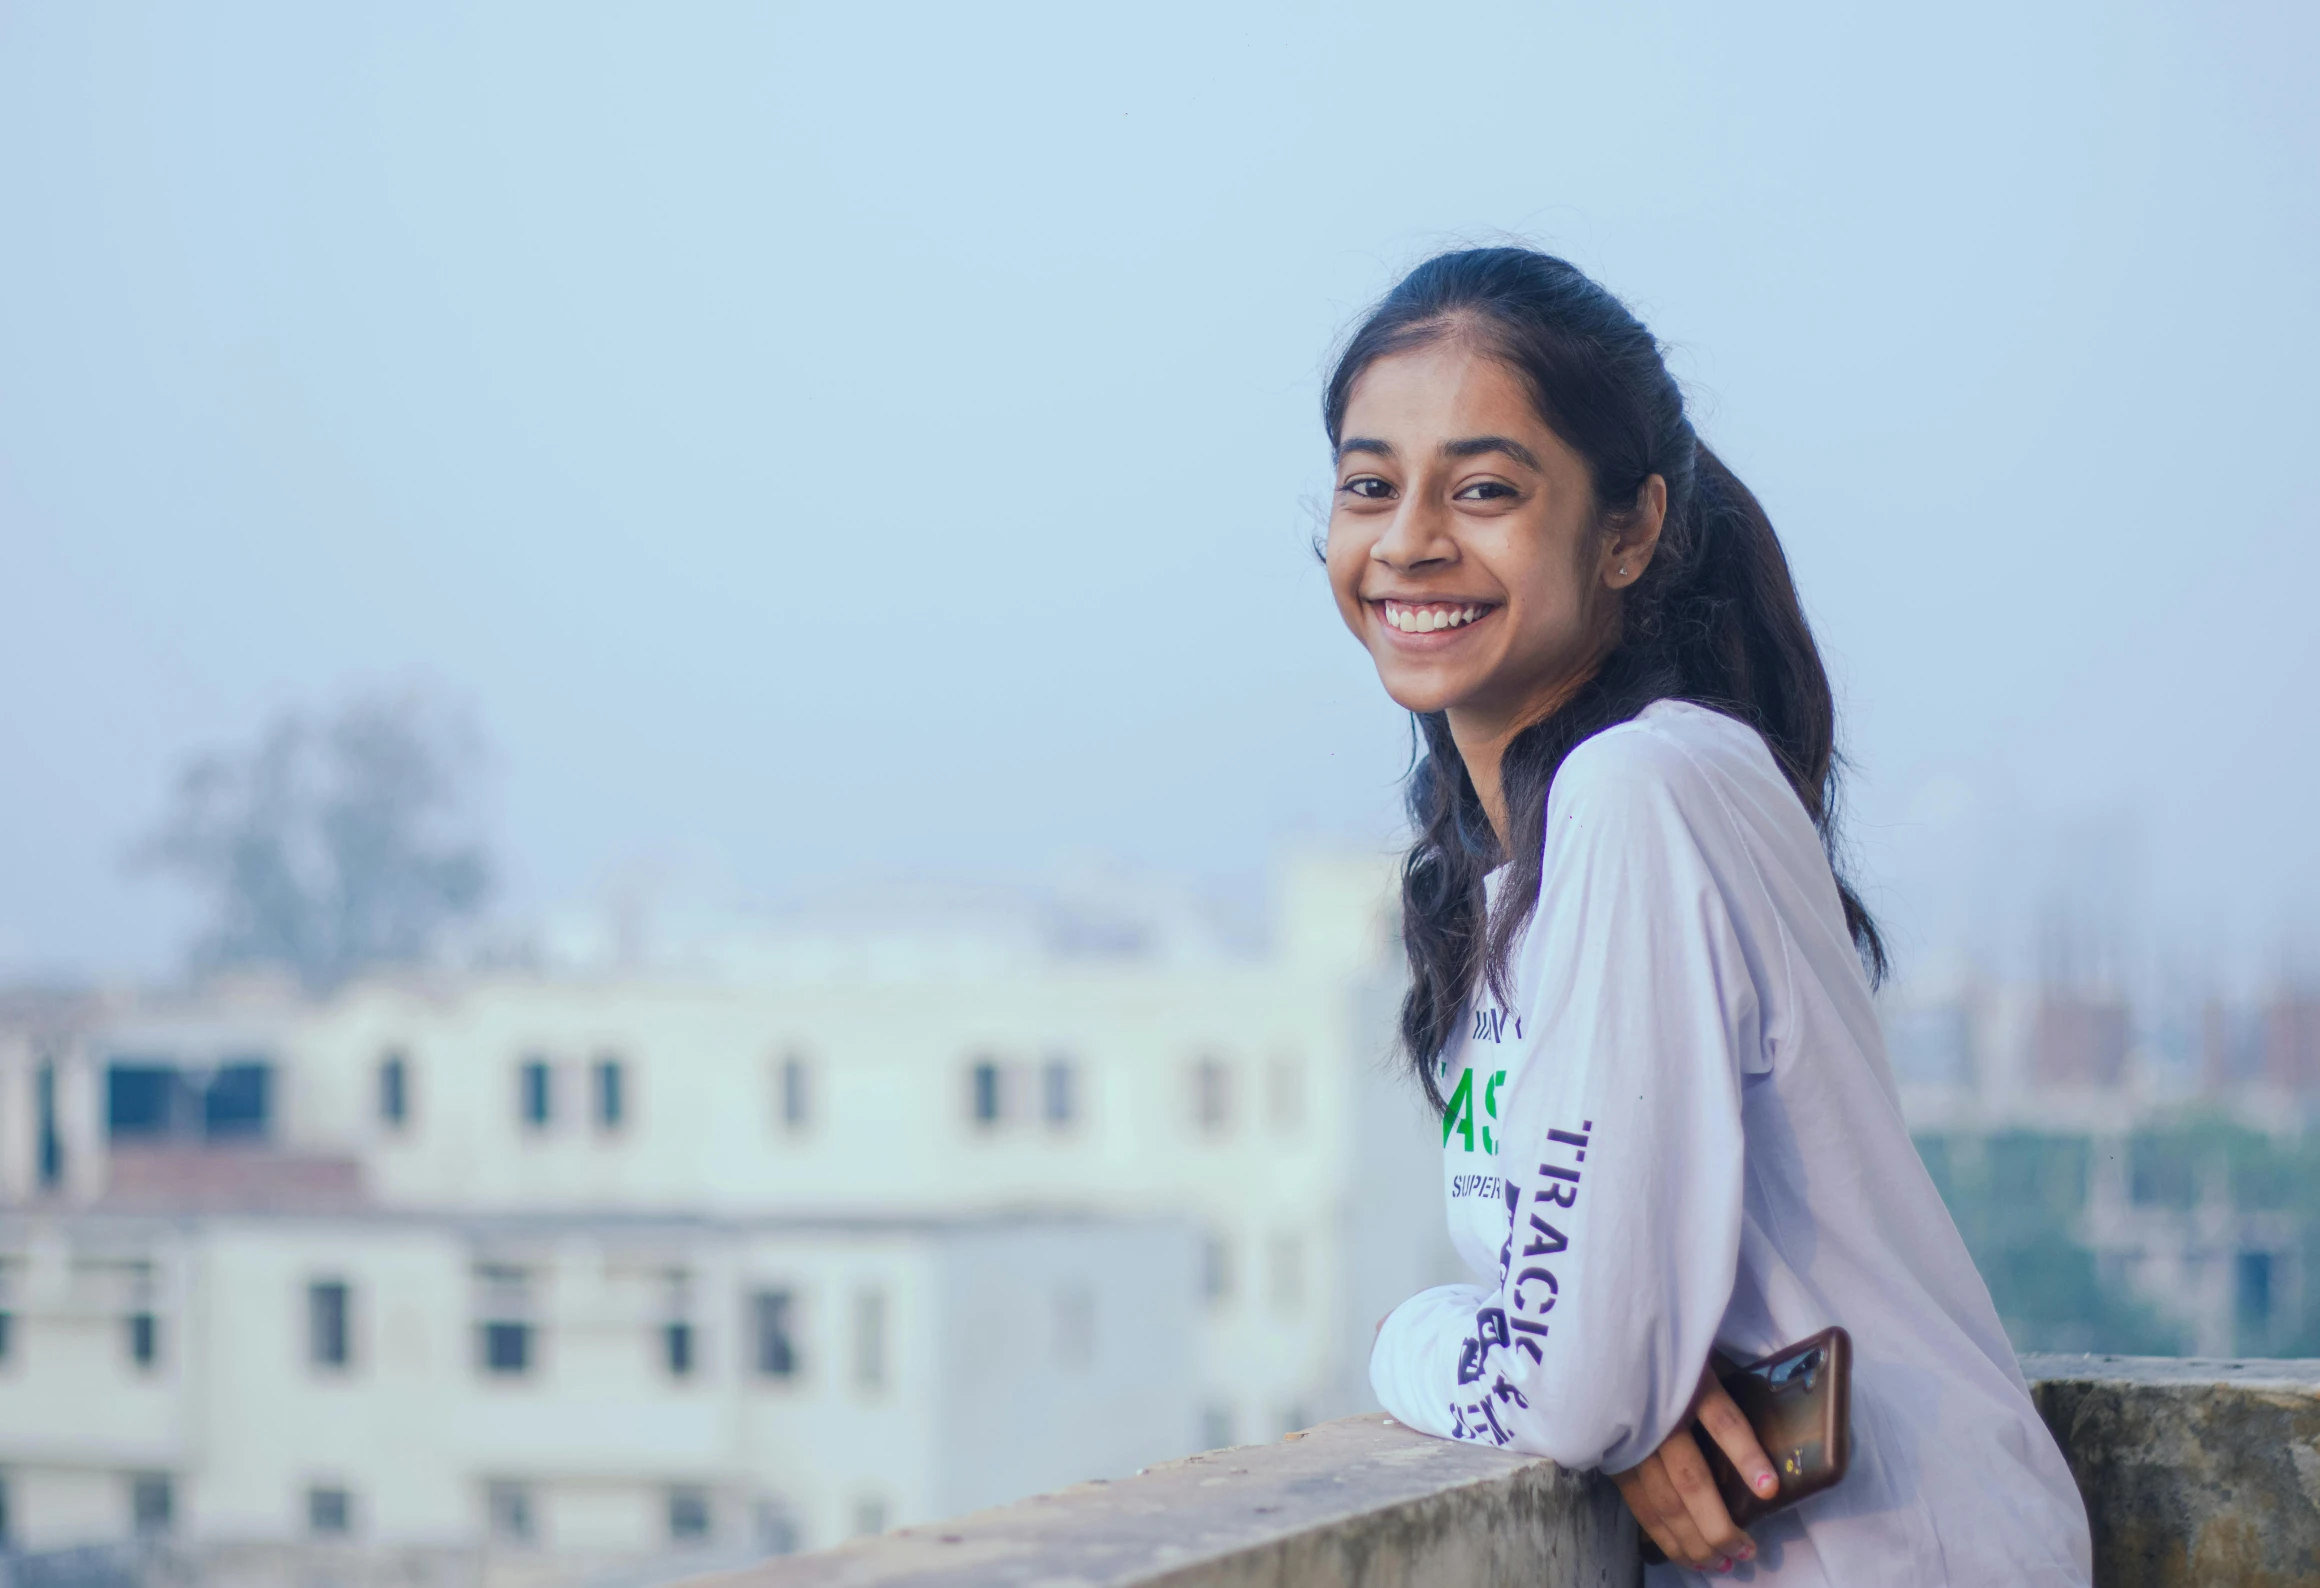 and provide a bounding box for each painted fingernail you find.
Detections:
[1718,1559,1734,1574]
[1755,1474,1777,1494]
[1737,1543,1755,1561]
